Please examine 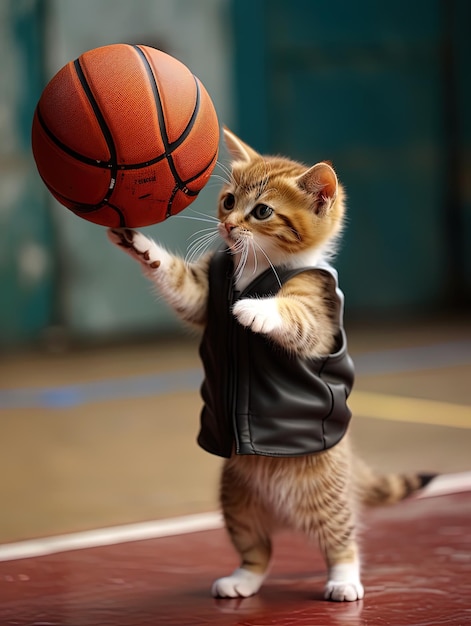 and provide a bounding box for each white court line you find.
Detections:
[0,511,223,563]
[0,472,469,564]
[418,471,471,499]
